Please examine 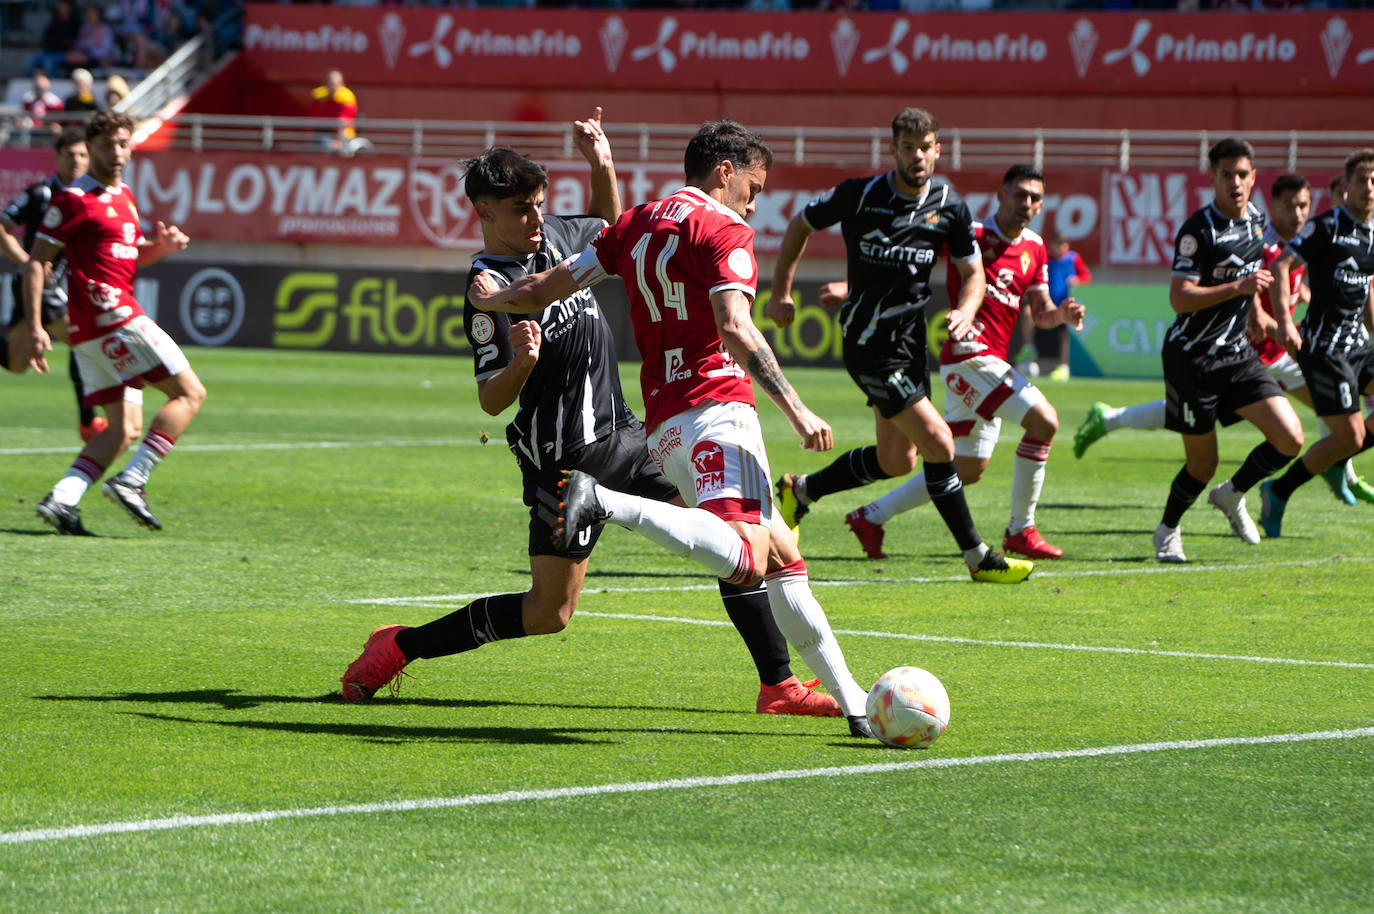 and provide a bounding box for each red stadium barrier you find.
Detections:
[220,5,1374,130]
